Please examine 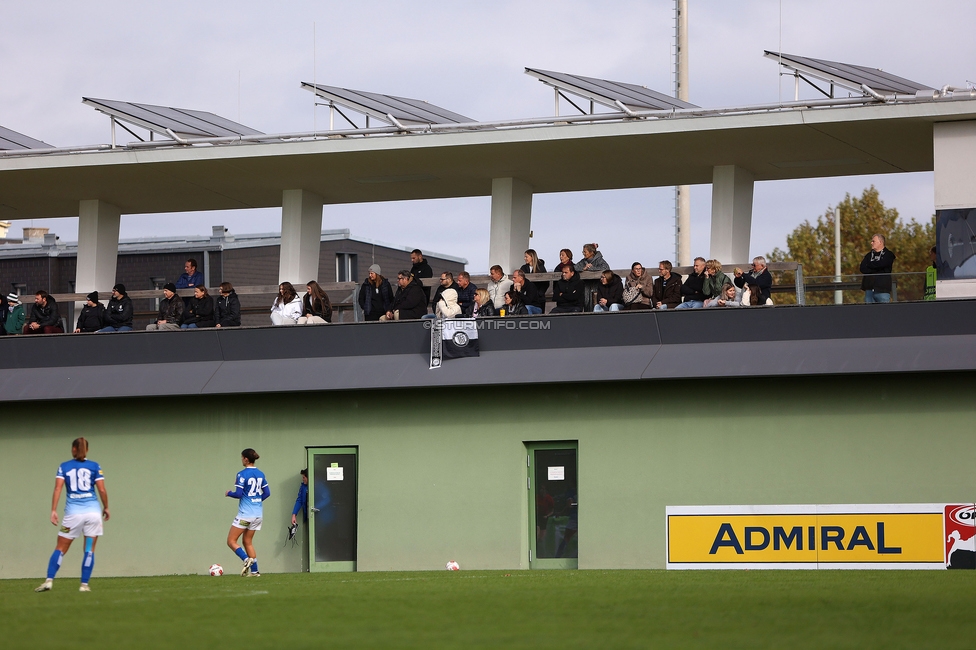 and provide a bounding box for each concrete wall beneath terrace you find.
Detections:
[2,371,972,579]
